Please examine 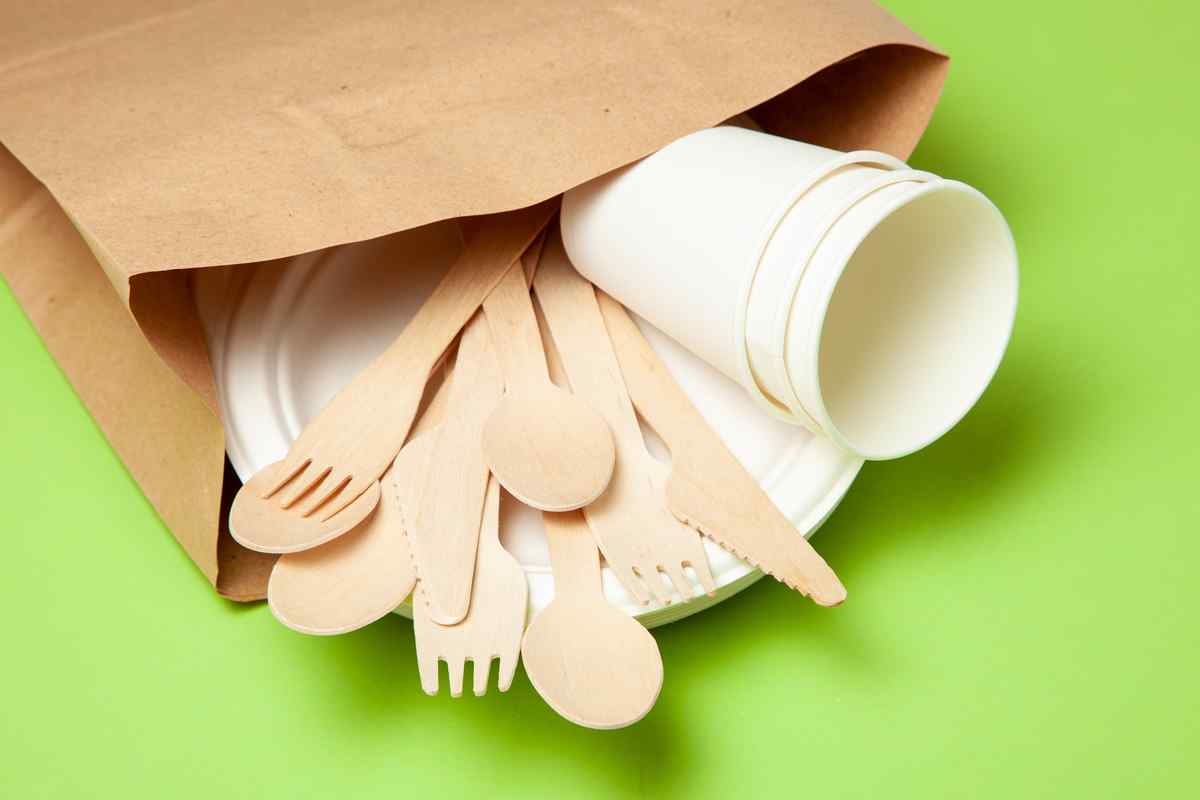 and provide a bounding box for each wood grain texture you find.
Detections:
[228,200,554,553]
[413,478,527,697]
[263,481,397,634]
[595,290,847,607]
[229,467,382,555]
[481,261,615,512]
[521,227,548,285]
[533,231,715,605]
[265,366,454,633]
[408,311,503,625]
[521,509,663,730]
